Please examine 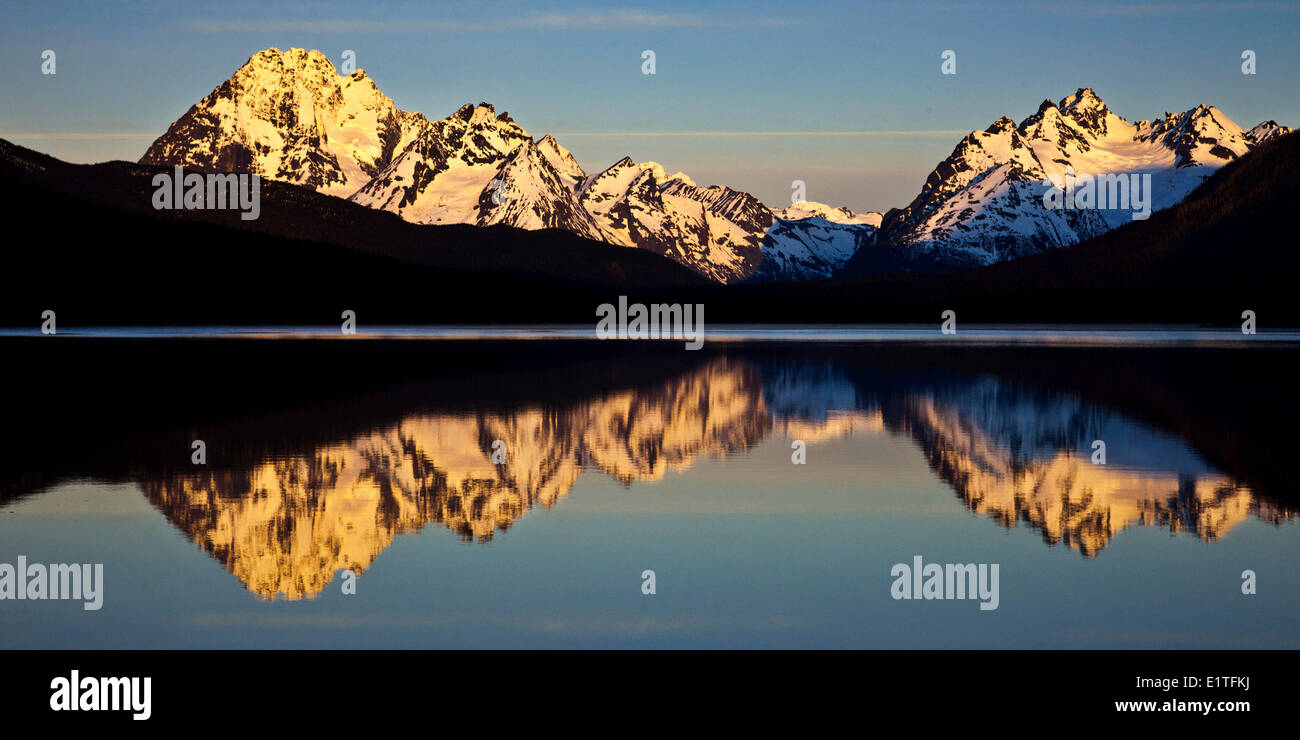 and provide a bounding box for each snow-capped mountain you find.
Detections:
[1245,120,1292,146]
[762,201,883,281]
[140,53,1289,283]
[140,48,426,197]
[576,157,772,282]
[777,201,882,227]
[349,101,607,239]
[755,212,879,281]
[851,88,1291,275]
[139,48,877,283]
[572,163,885,282]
